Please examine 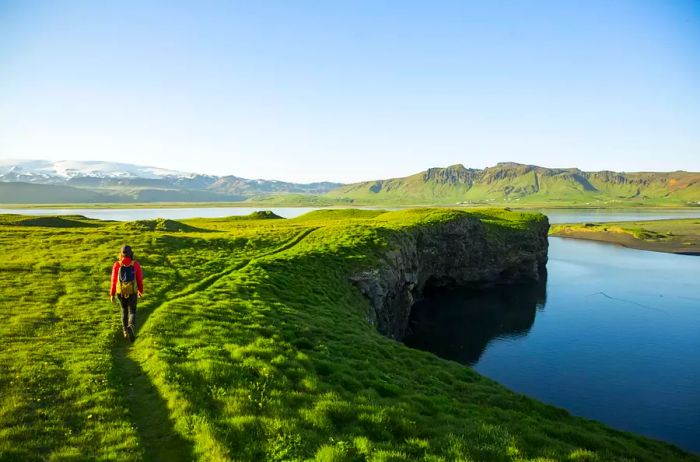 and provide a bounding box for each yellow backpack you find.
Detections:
[117,262,136,297]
